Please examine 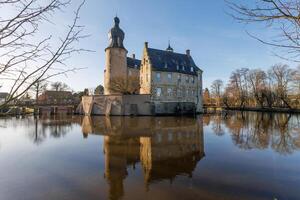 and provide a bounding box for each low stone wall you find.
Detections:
[81,94,152,116]
[153,102,196,115]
